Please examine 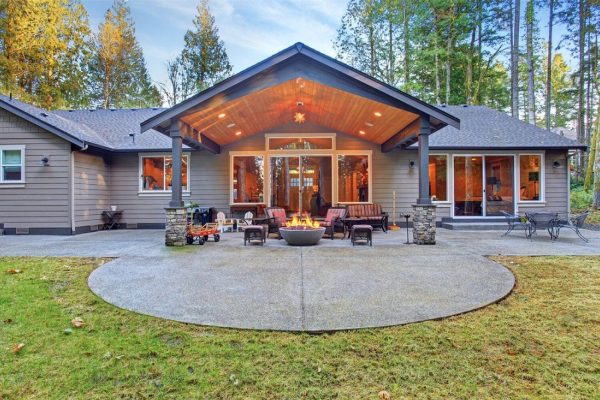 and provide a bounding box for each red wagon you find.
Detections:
[186,223,221,245]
